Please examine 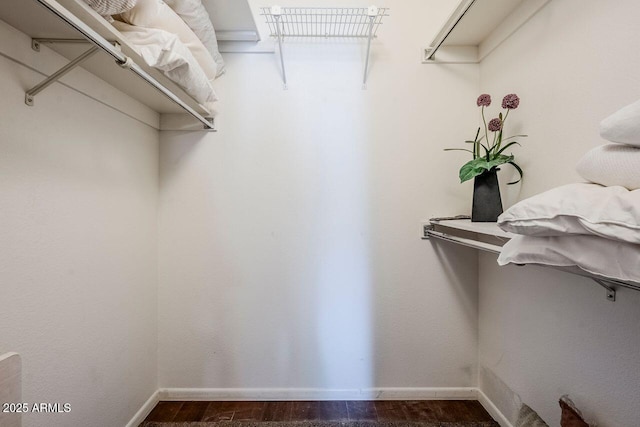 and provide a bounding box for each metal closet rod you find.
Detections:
[424,226,640,301]
[34,0,214,130]
[425,0,477,61]
[425,228,502,254]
